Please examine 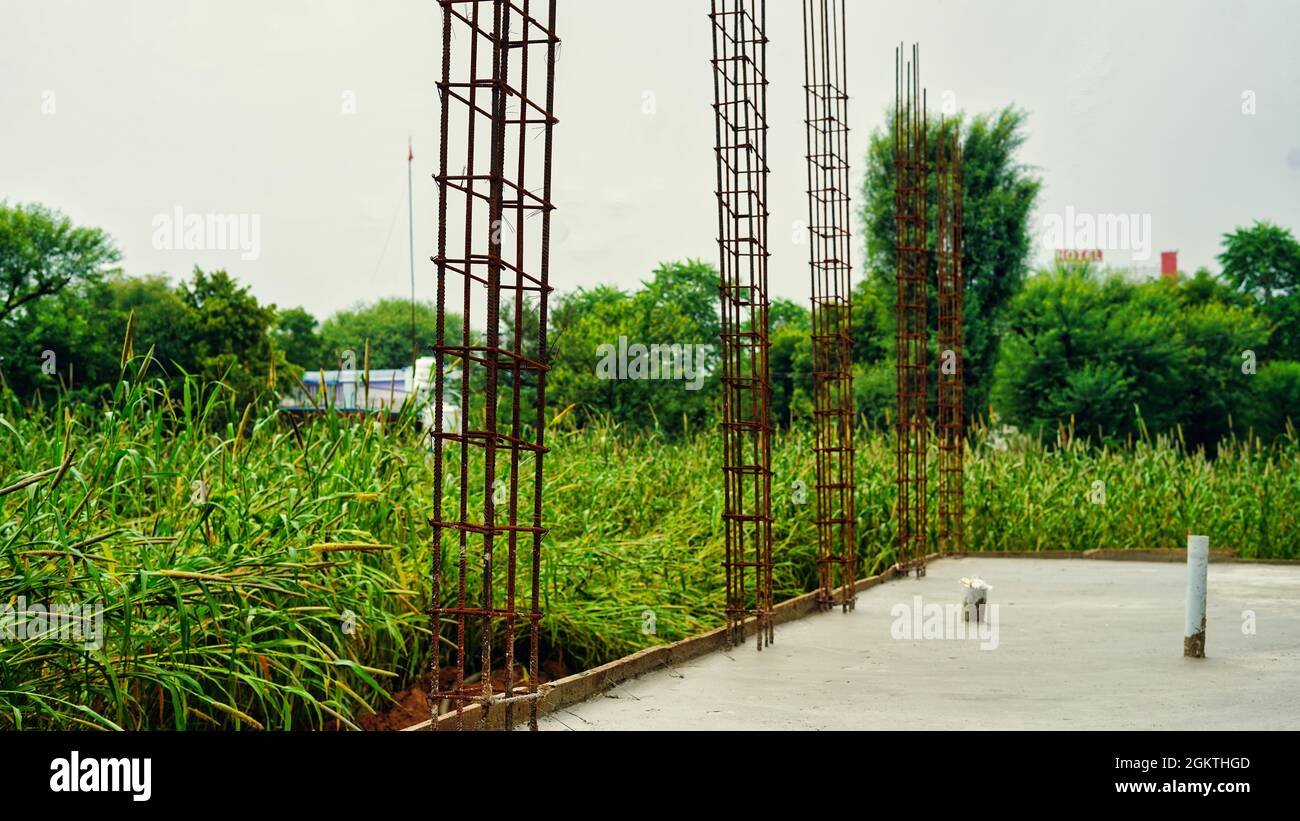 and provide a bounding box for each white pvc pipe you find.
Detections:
[1185,535,1209,658]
